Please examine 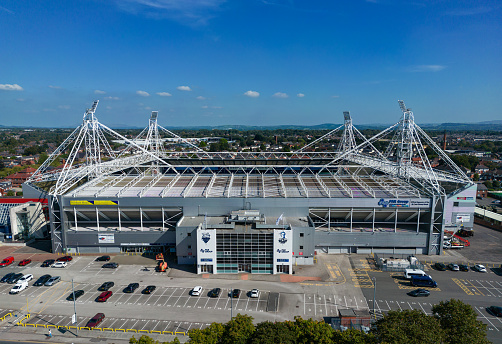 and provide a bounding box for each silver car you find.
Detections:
[45,276,61,286]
